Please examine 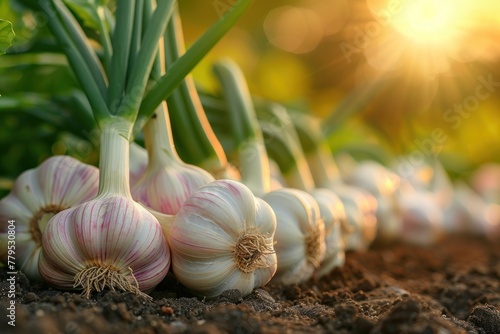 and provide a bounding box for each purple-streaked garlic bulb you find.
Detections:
[168,179,277,299]
[132,103,214,216]
[0,156,99,281]
[38,127,170,298]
